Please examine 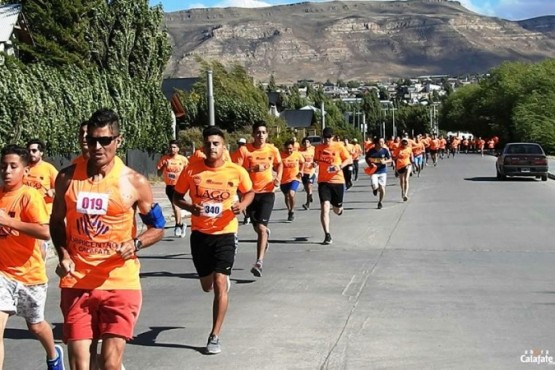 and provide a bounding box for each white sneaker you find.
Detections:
[180,224,186,238]
[174,226,182,237]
